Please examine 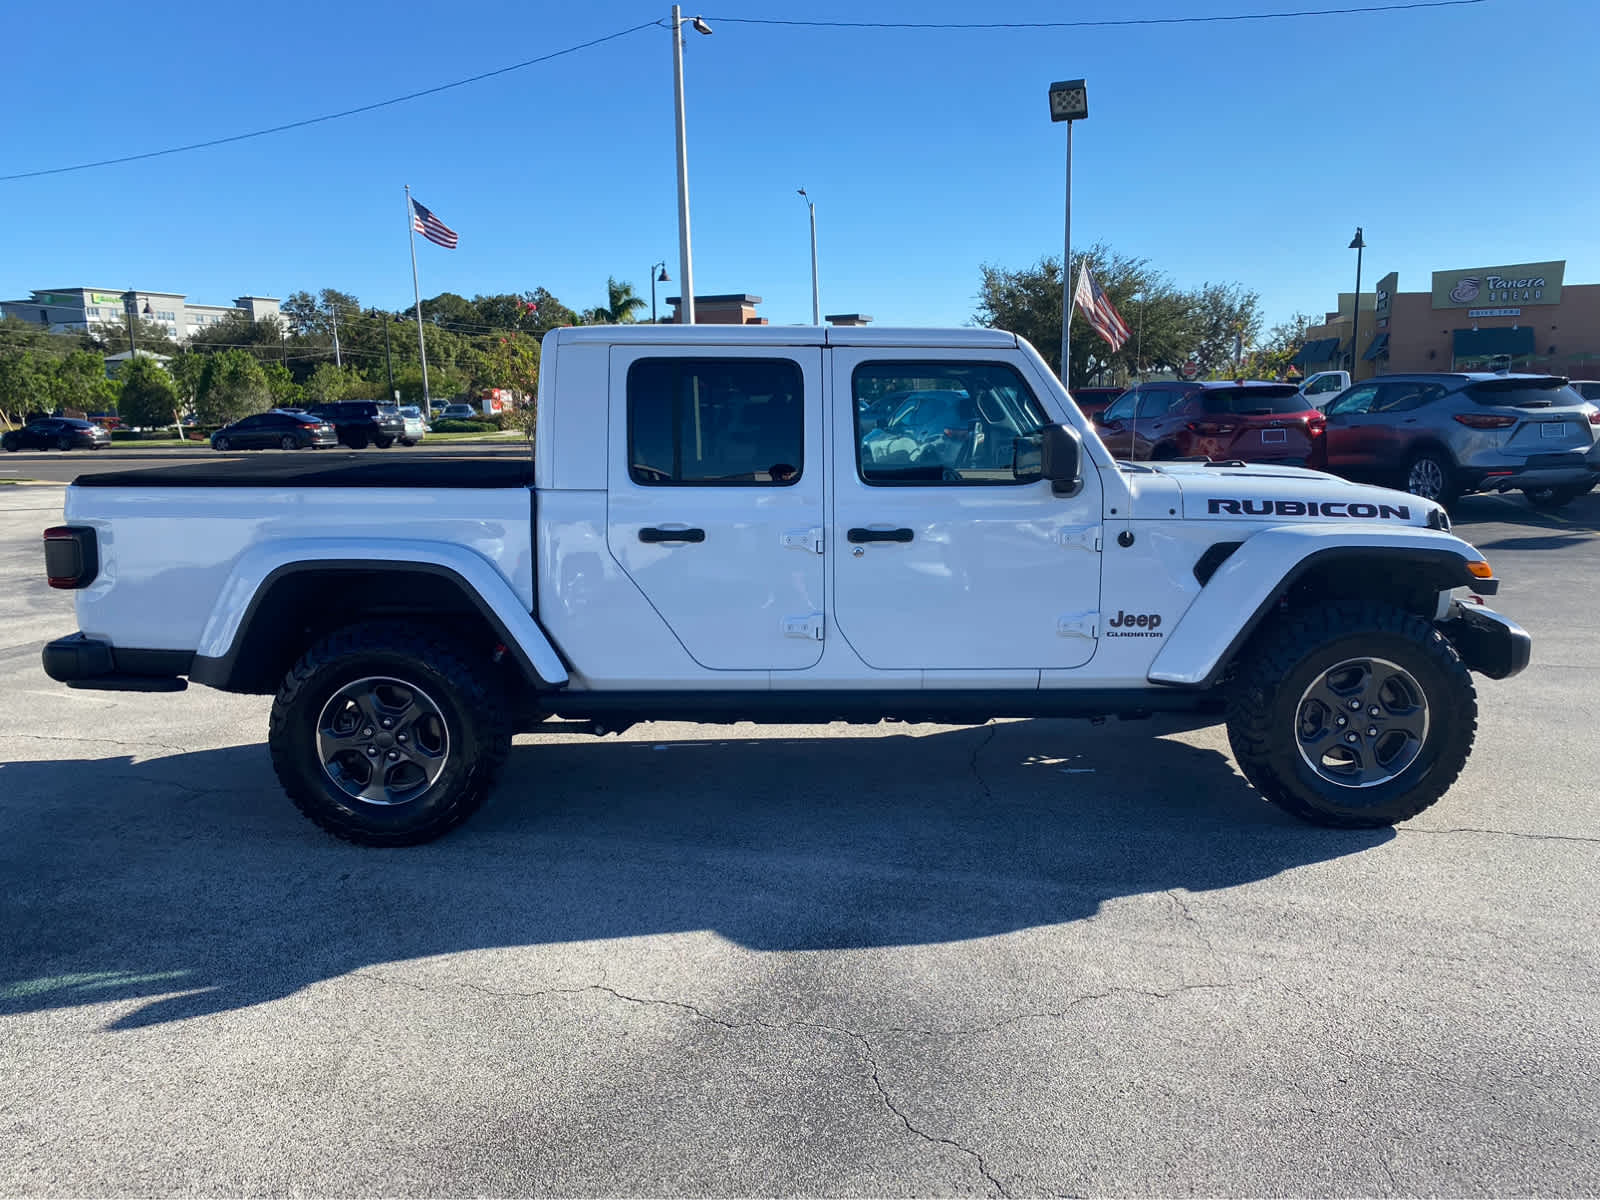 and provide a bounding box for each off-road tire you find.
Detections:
[268,621,512,846]
[1226,603,1477,828]
[344,432,369,450]
[1522,484,1587,511]
[1403,448,1459,507]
